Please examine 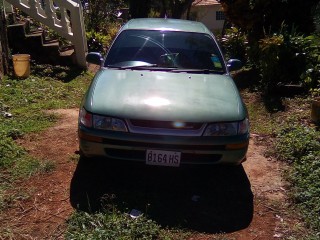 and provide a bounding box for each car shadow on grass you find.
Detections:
[70,157,253,234]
